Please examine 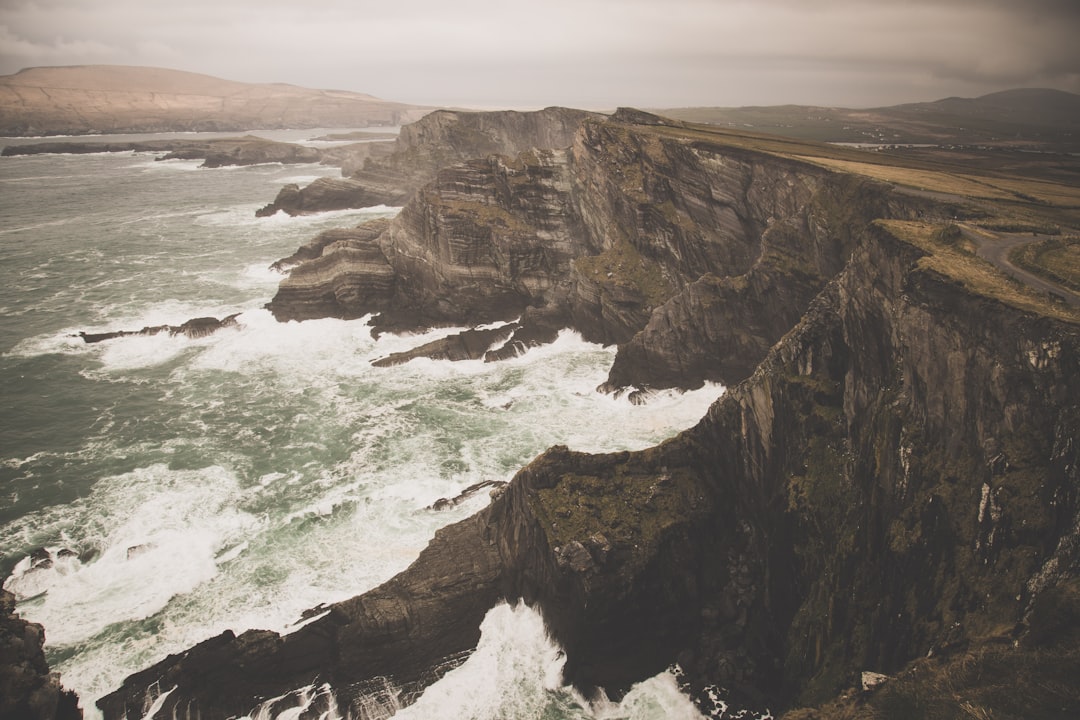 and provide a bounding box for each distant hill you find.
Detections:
[0,65,435,136]
[657,88,1080,150]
